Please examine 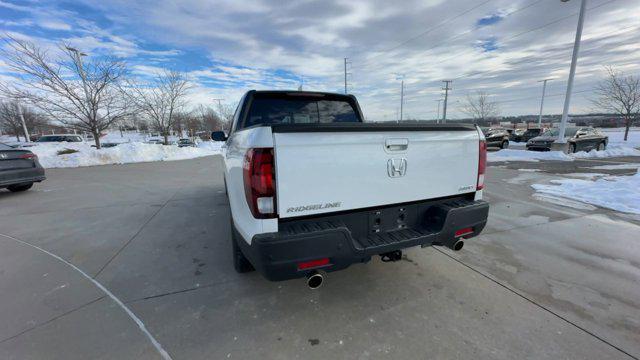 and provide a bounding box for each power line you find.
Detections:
[356,0,494,67]
[439,0,620,78]
[355,0,545,71]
